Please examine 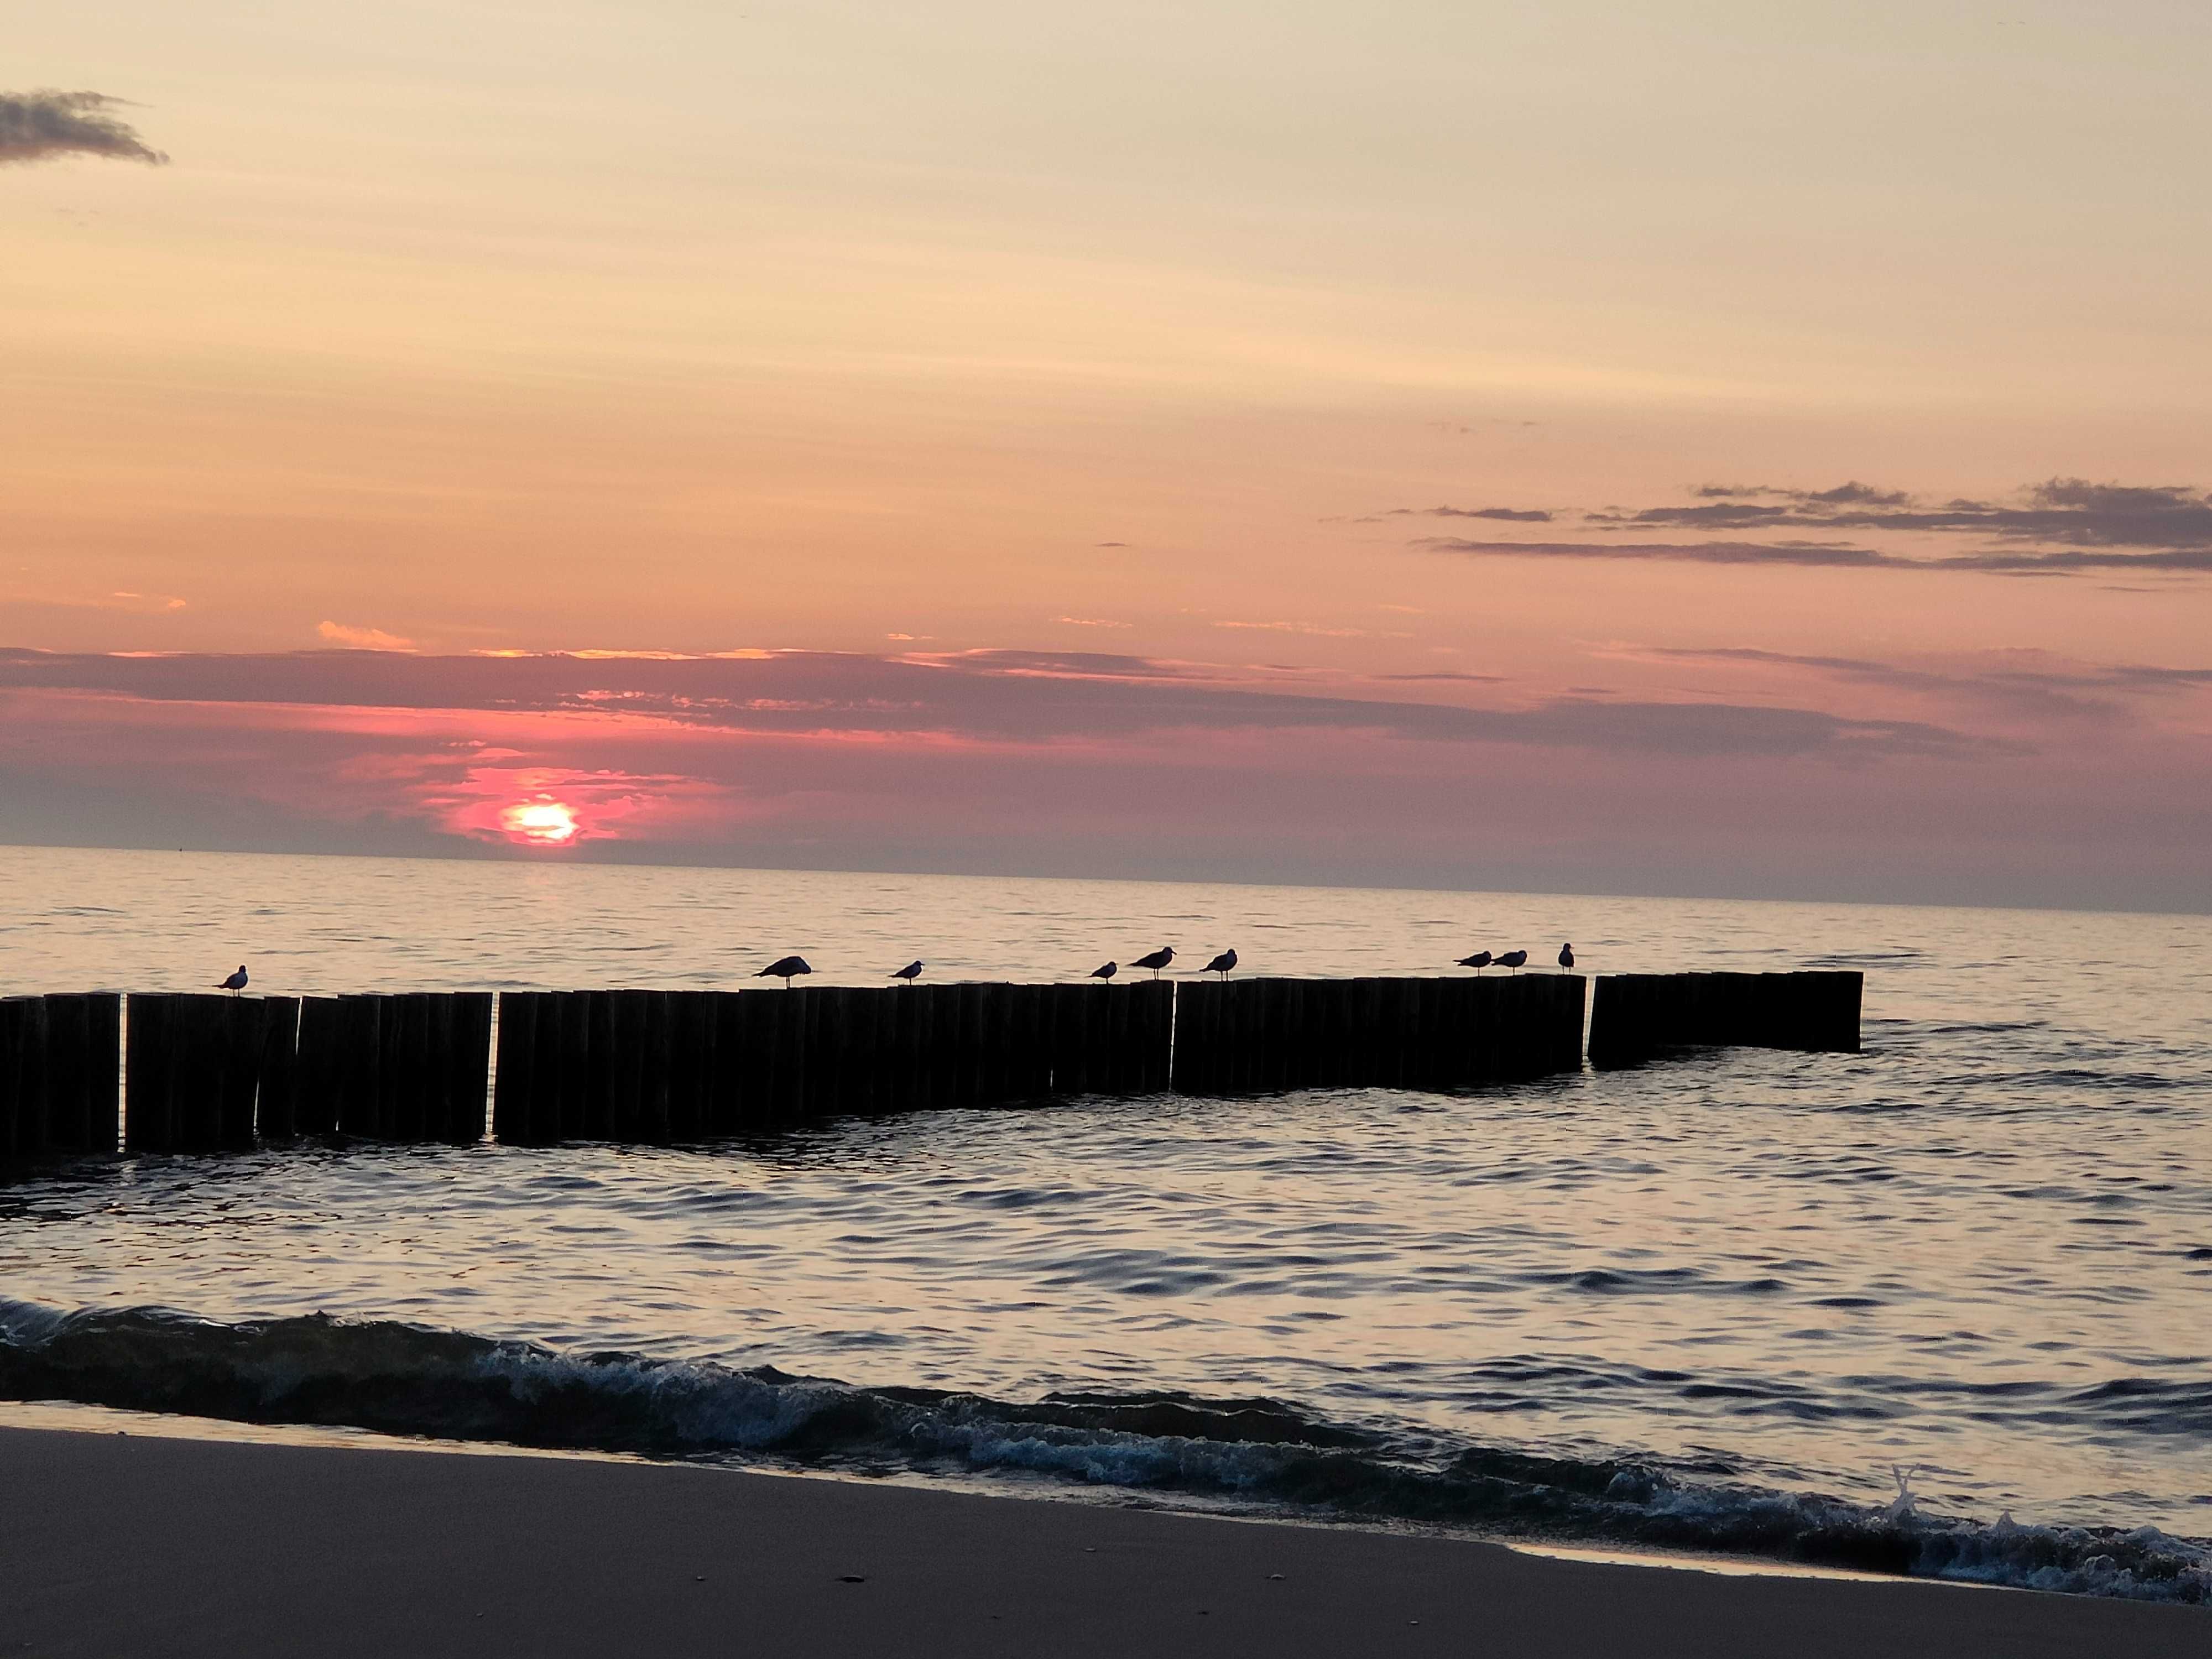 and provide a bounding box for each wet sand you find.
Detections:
[1,1425,2201,1657]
